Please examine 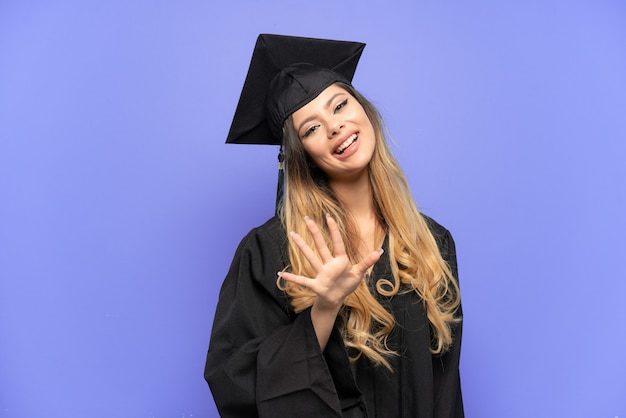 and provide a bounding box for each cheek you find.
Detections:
[301,138,326,157]
[300,141,314,159]
[297,144,319,168]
